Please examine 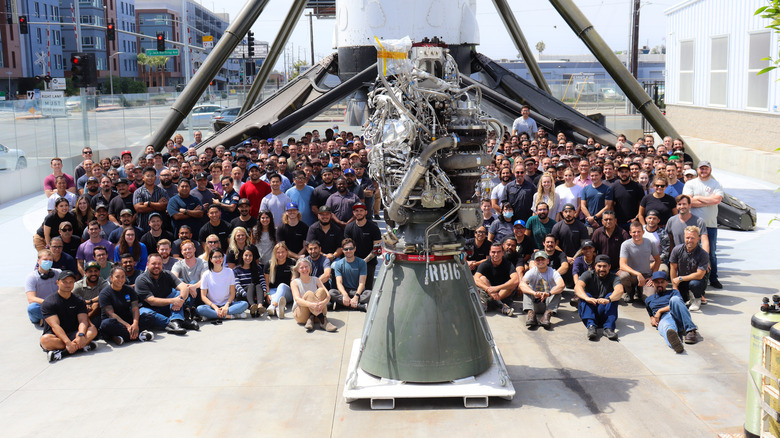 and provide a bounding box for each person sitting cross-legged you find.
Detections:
[519,250,565,329]
[645,271,699,353]
[473,242,519,317]
[329,238,372,312]
[39,270,99,363]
